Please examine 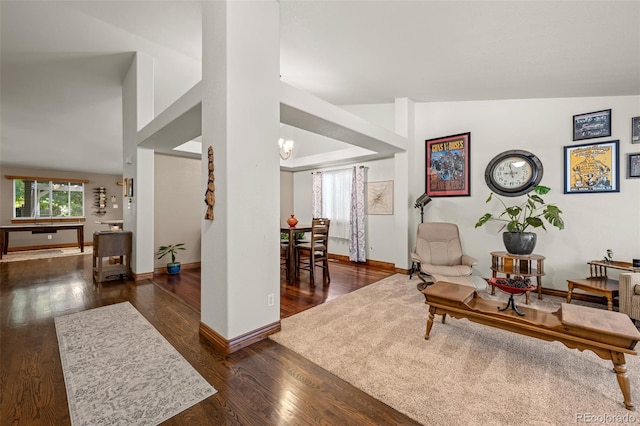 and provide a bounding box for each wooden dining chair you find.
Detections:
[296,218,331,285]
